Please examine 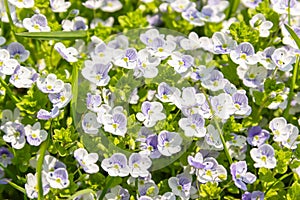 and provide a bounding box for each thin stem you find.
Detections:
[288,0,291,26]
[265,172,293,195]
[201,88,233,165]
[3,0,17,41]
[0,78,20,103]
[71,62,79,127]
[67,189,96,200]
[98,176,114,200]
[5,180,26,194]
[37,134,50,200]
[284,54,299,118]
